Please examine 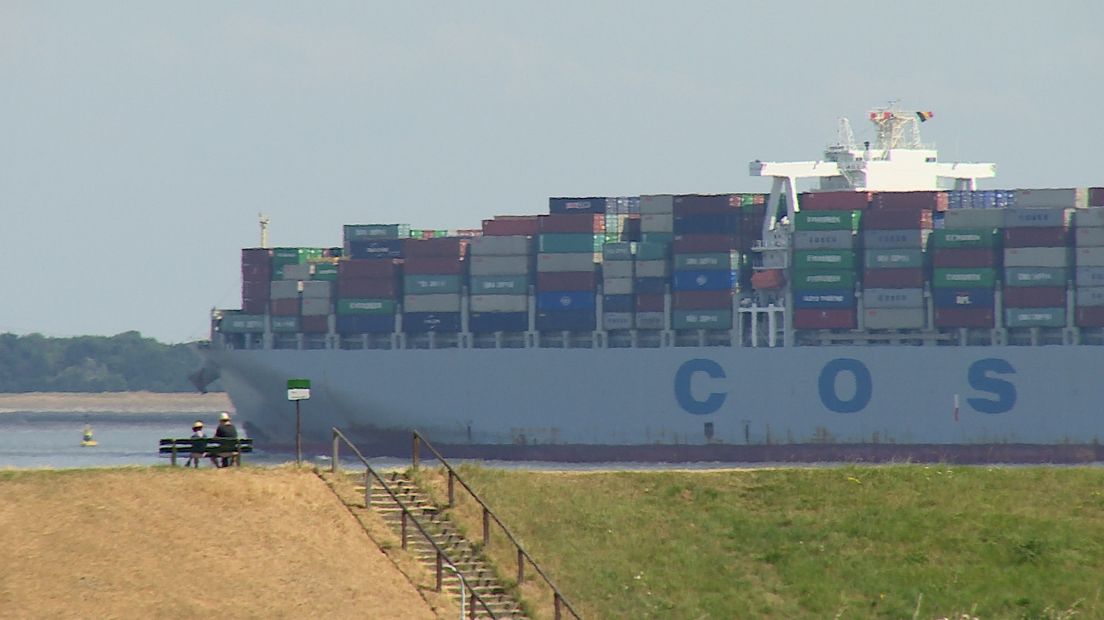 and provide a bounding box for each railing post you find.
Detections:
[331,431,339,474]
[469,591,477,620]
[482,508,490,547]
[364,469,371,509]
[401,511,408,550]
[170,444,177,466]
[555,592,562,620]
[435,551,443,592]
[412,433,420,471]
[517,548,525,586]
[448,470,455,508]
